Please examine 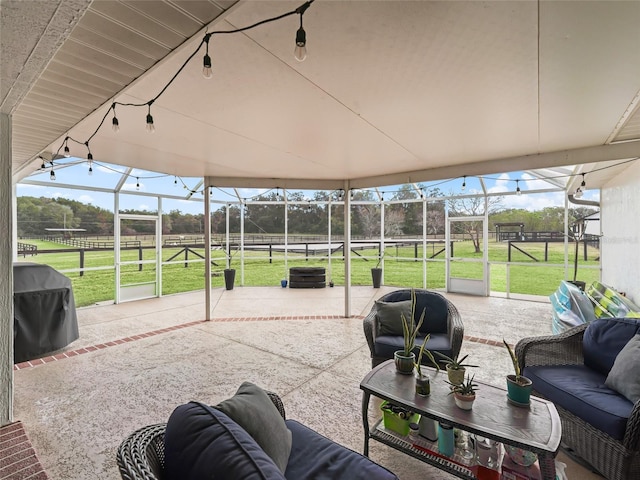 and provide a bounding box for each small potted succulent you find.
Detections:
[434,352,478,386]
[503,339,533,406]
[447,374,478,410]
[414,335,438,396]
[394,289,425,374]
